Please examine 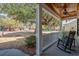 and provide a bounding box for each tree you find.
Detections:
[42,10,60,31]
[50,19,60,30]
[0,17,24,36]
[0,4,60,32]
[0,17,23,30]
[0,4,36,23]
